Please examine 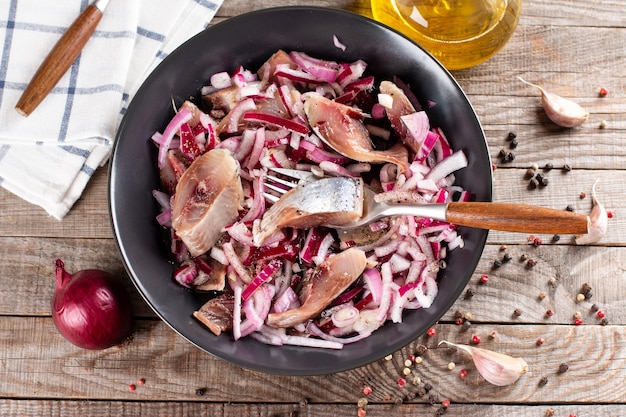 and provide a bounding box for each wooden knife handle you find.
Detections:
[446,202,590,234]
[15,4,103,116]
